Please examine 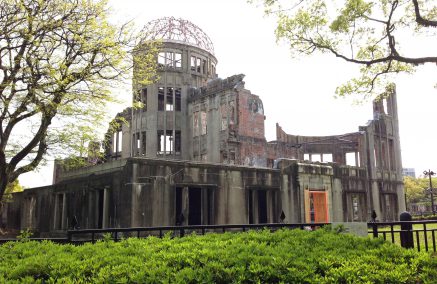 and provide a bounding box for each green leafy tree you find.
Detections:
[404,176,437,209]
[2,179,23,203]
[254,0,437,98]
[0,0,159,204]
